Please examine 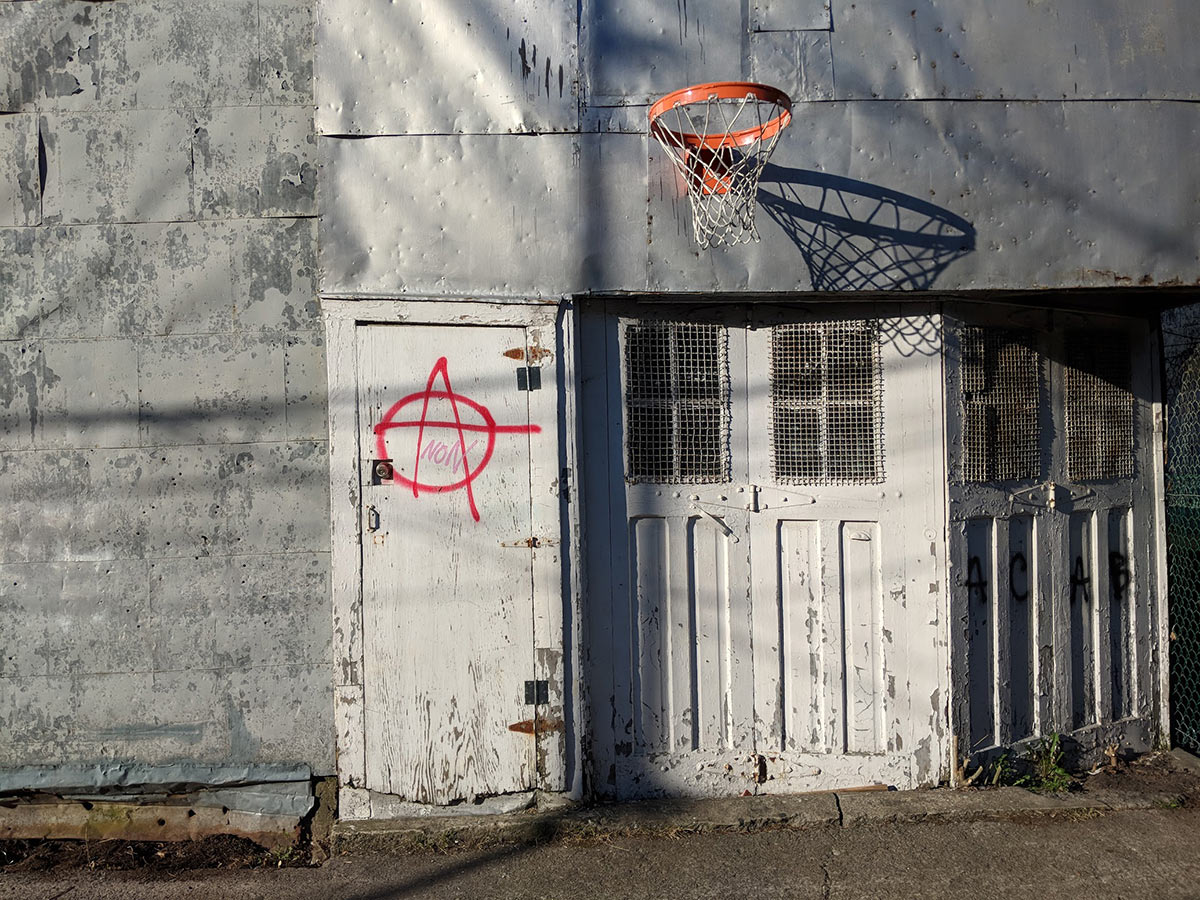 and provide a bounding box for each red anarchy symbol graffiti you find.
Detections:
[373,357,541,522]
